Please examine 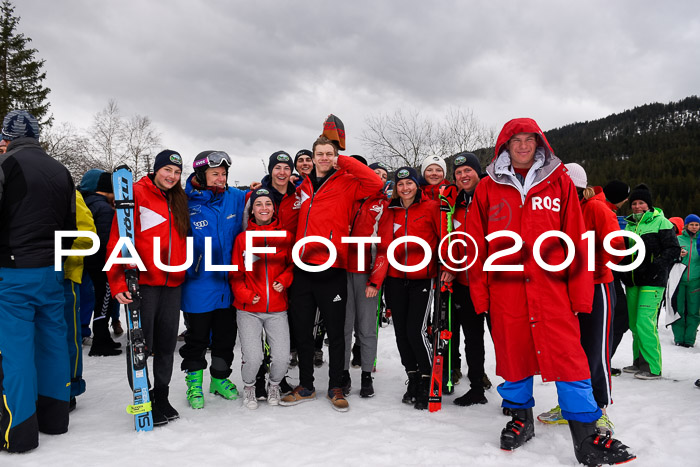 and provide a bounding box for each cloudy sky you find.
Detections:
[15,0,700,183]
